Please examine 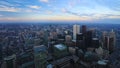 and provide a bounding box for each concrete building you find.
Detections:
[3,54,16,68]
[34,45,47,68]
[73,24,80,40]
